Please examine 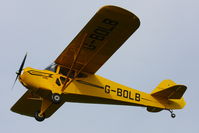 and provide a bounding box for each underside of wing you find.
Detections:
[11,90,64,118]
[55,5,140,74]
